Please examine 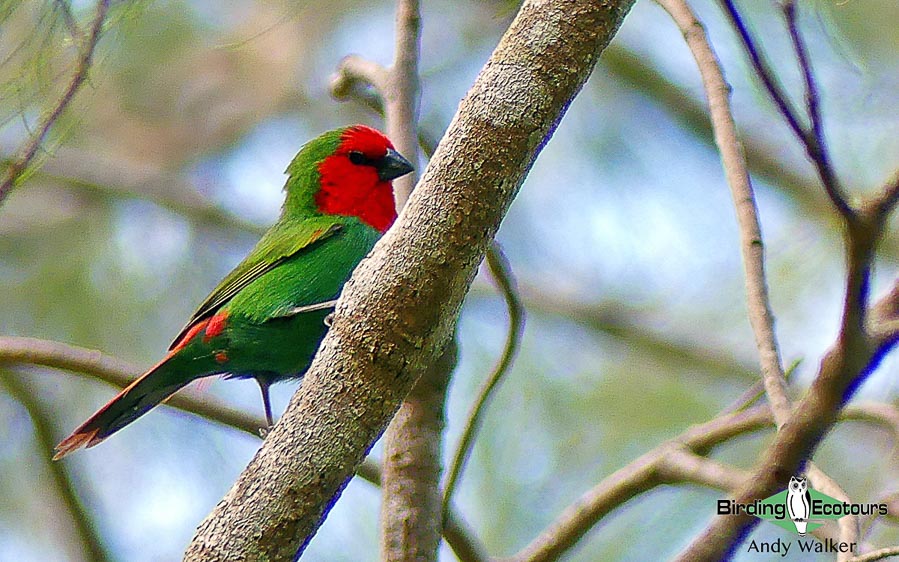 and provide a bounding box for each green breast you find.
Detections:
[227,218,381,321]
[222,218,381,377]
